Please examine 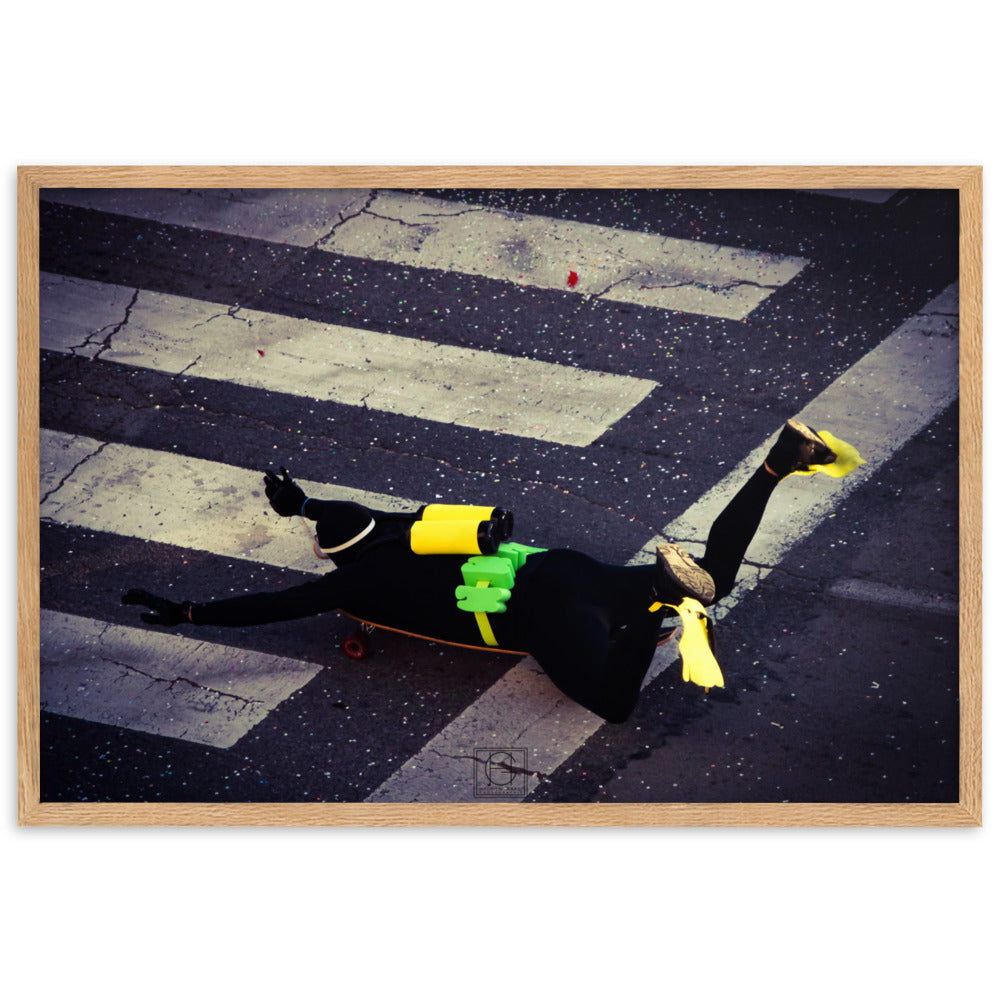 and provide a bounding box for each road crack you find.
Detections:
[98,653,266,708]
[69,288,141,360]
[314,190,378,244]
[427,746,543,781]
[40,440,109,507]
